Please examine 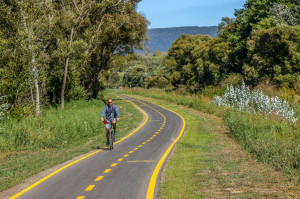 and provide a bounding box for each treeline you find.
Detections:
[0,0,148,118]
[165,0,300,92]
